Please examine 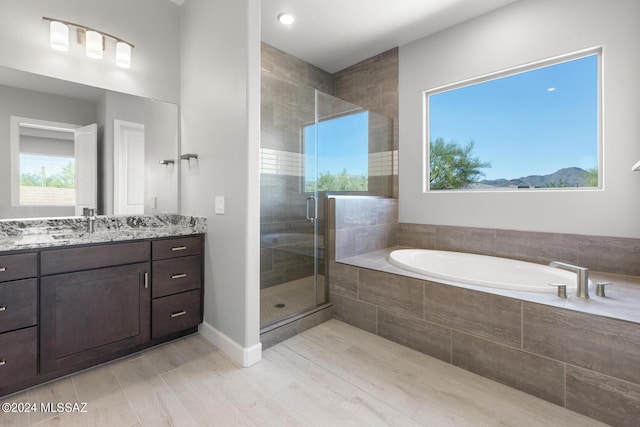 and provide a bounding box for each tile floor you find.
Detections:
[1,320,606,427]
[260,276,326,327]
